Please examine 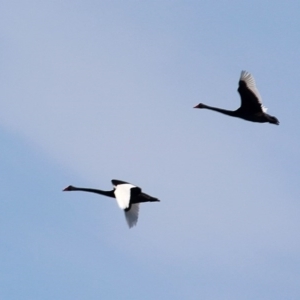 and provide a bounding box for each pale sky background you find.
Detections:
[1,1,300,299]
